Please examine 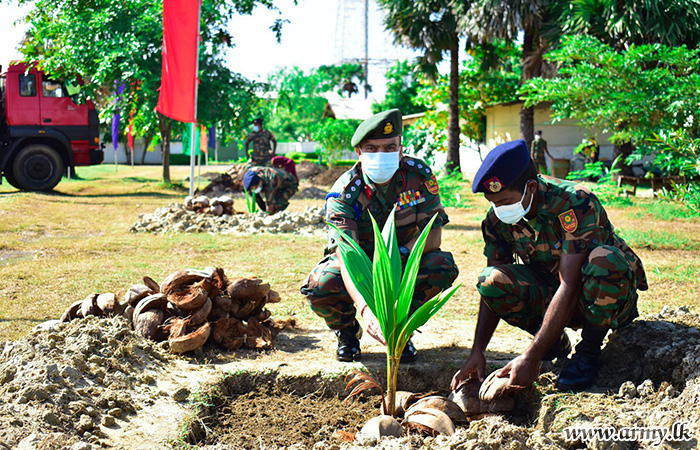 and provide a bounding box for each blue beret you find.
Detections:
[243,170,261,190]
[472,140,531,194]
